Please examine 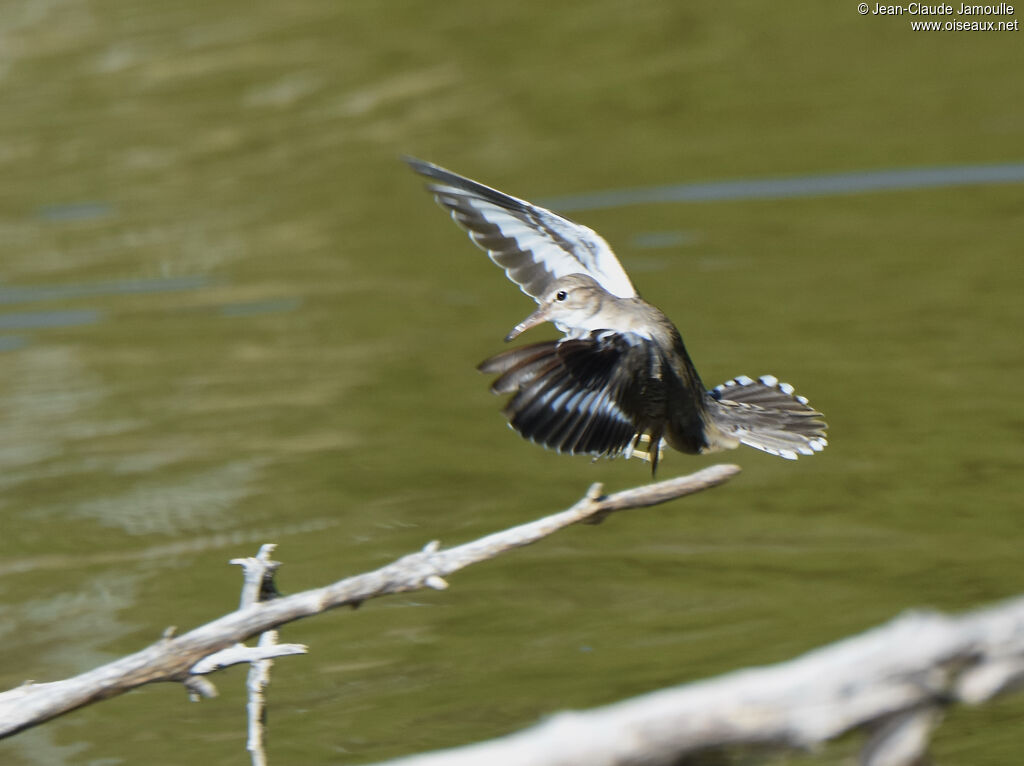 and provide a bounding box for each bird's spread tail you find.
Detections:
[706,375,827,459]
